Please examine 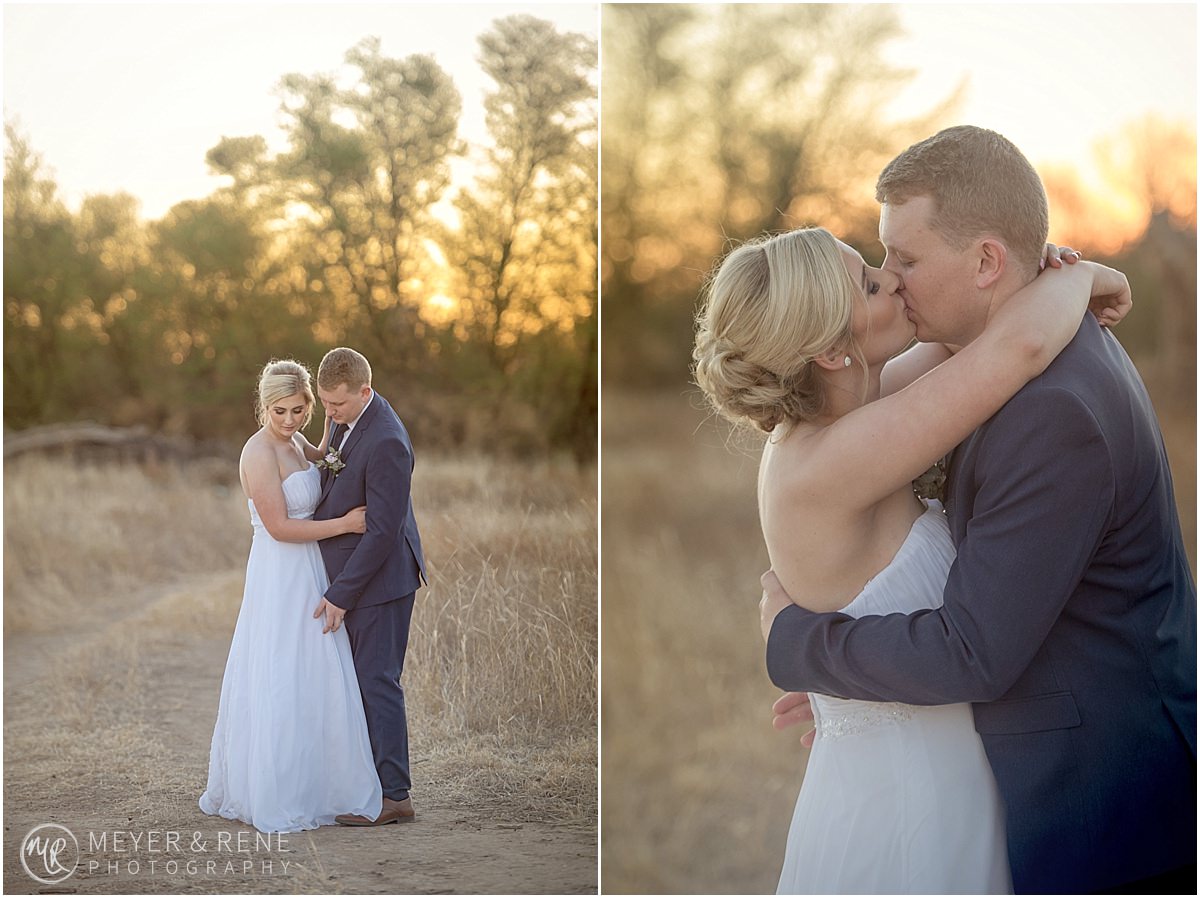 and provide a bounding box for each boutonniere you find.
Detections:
[316,447,347,477]
[913,455,948,505]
